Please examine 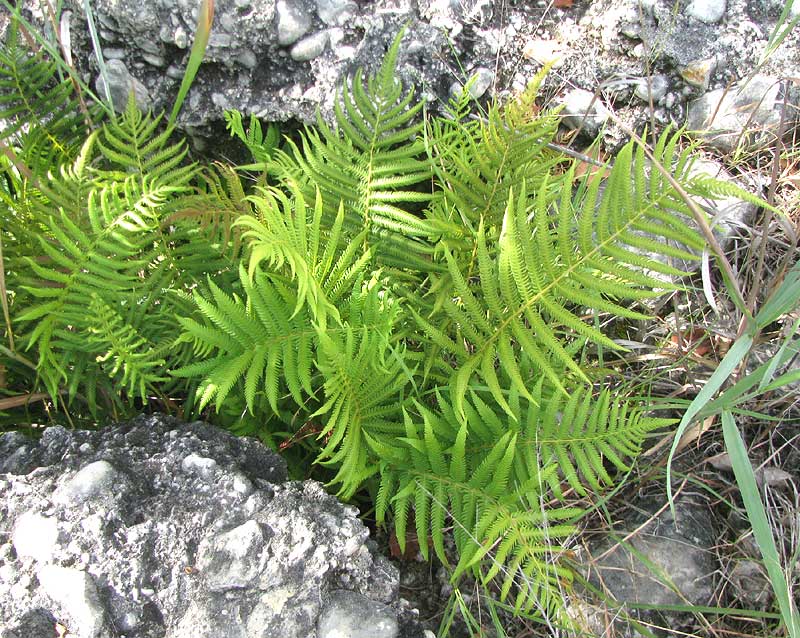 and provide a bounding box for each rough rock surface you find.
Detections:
[2,0,797,152]
[573,496,717,637]
[0,415,424,638]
